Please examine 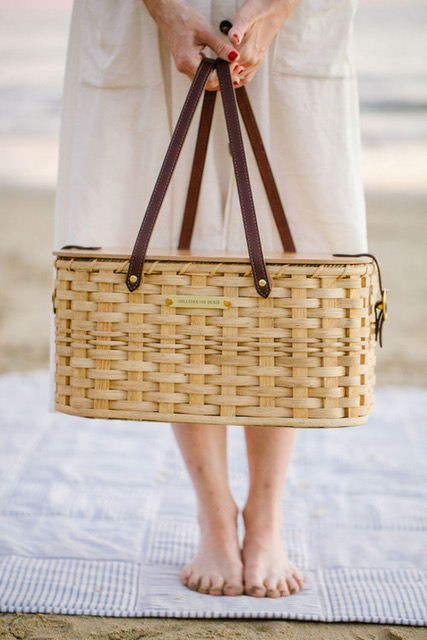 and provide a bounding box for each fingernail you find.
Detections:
[228,51,238,61]
[231,32,240,44]
[233,80,239,86]
[233,64,239,72]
